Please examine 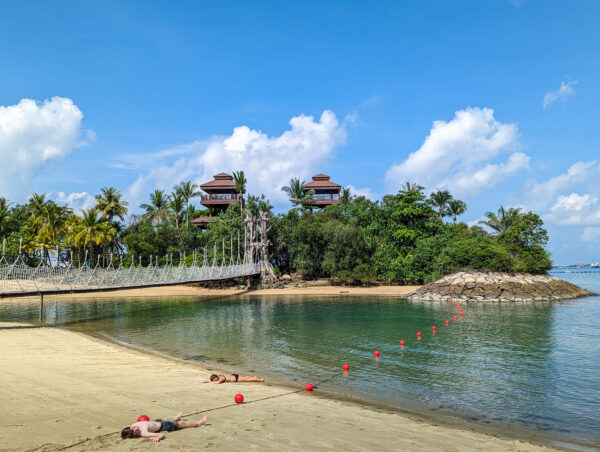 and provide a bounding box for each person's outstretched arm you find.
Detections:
[142,432,166,442]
